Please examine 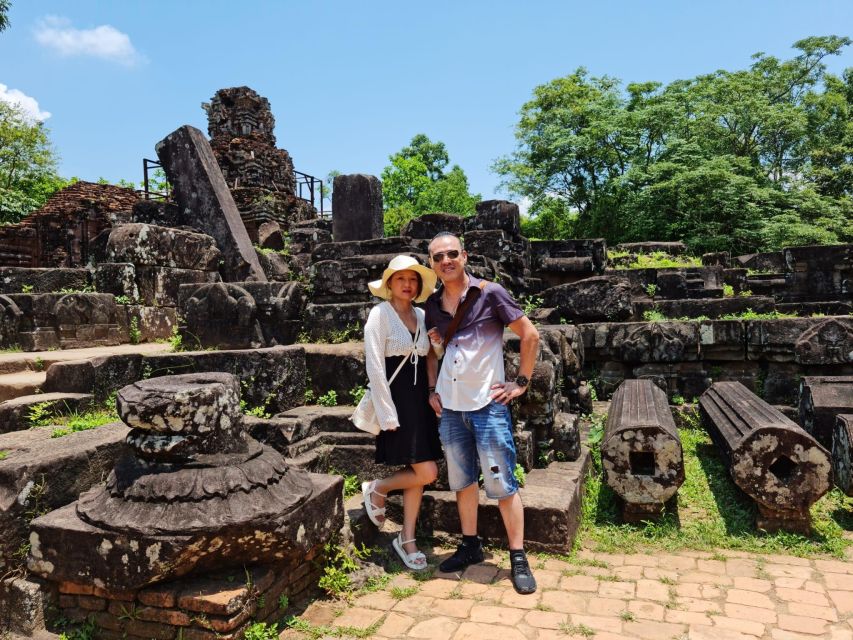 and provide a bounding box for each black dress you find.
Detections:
[375,338,442,466]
